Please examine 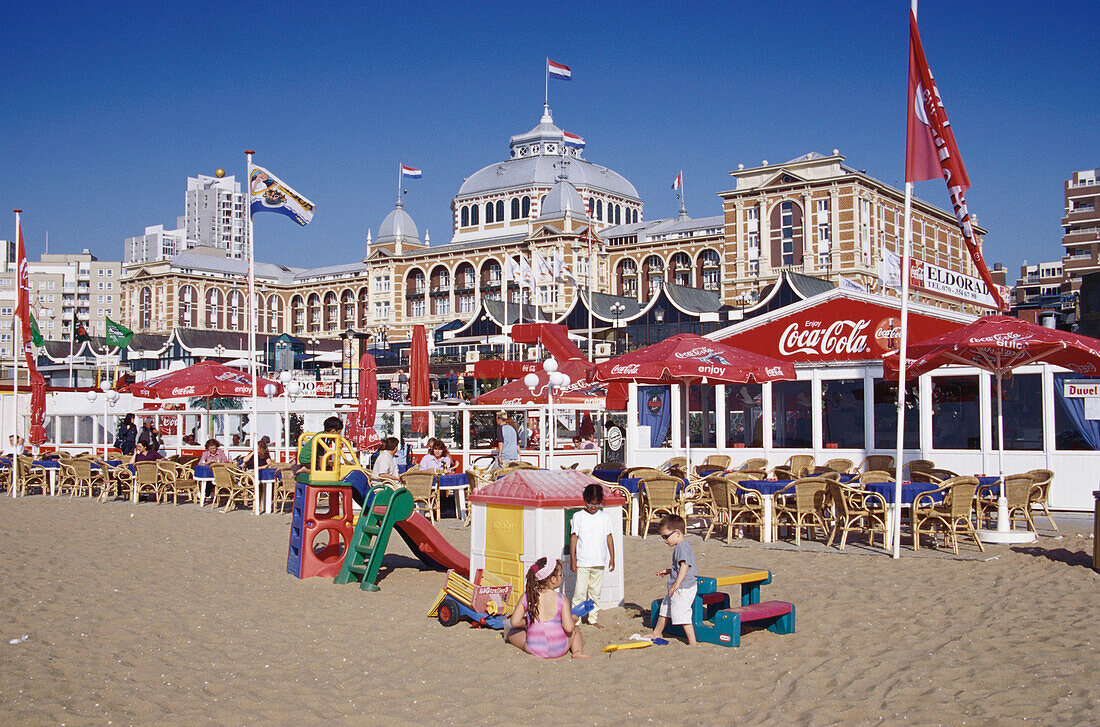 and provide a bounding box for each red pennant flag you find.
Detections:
[905,10,1004,311]
[14,213,47,444]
